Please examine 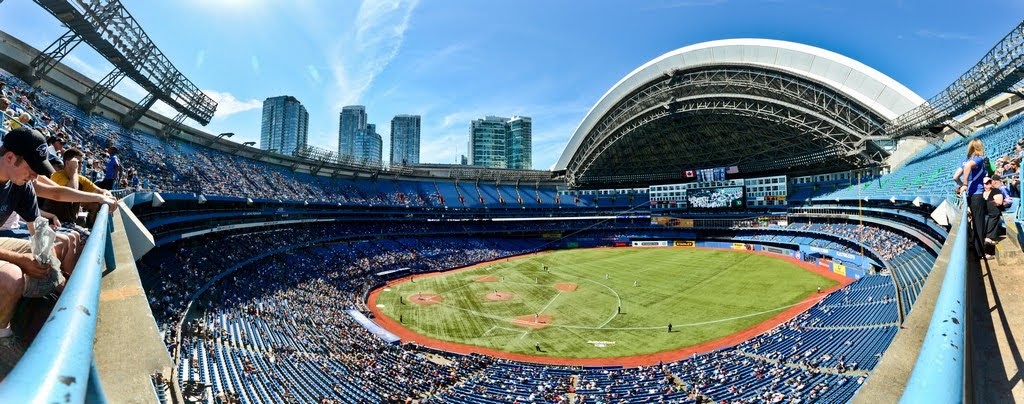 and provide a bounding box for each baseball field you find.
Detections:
[369,247,841,362]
